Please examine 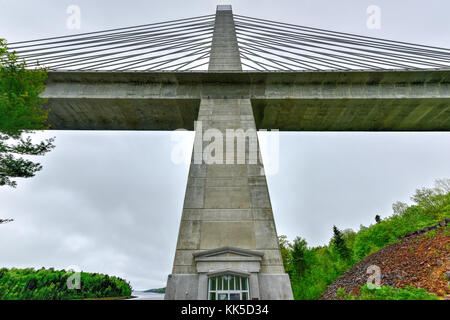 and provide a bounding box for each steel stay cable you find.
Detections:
[13,22,214,56]
[76,43,211,71]
[234,14,450,54]
[144,49,211,71]
[239,46,317,70]
[48,39,212,70]
[236,33,436,69]
[114,45,212,71]
[174,51,211,70]
[22,30,214,66]
[239,43,350,70]
[9,14,215,46]
[234,20,450,61]
[234,22,450,63]
[239,45,344,70]
[238,40,375,70]
[27,37,212,69]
